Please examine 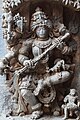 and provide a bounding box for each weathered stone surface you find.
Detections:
[0,0,80,120]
